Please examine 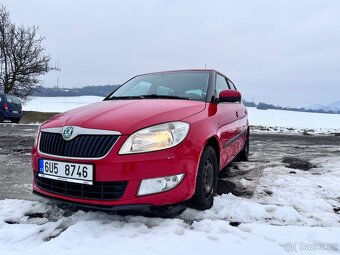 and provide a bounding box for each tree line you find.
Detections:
[244,101,340,114]
[33,85,120,97]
